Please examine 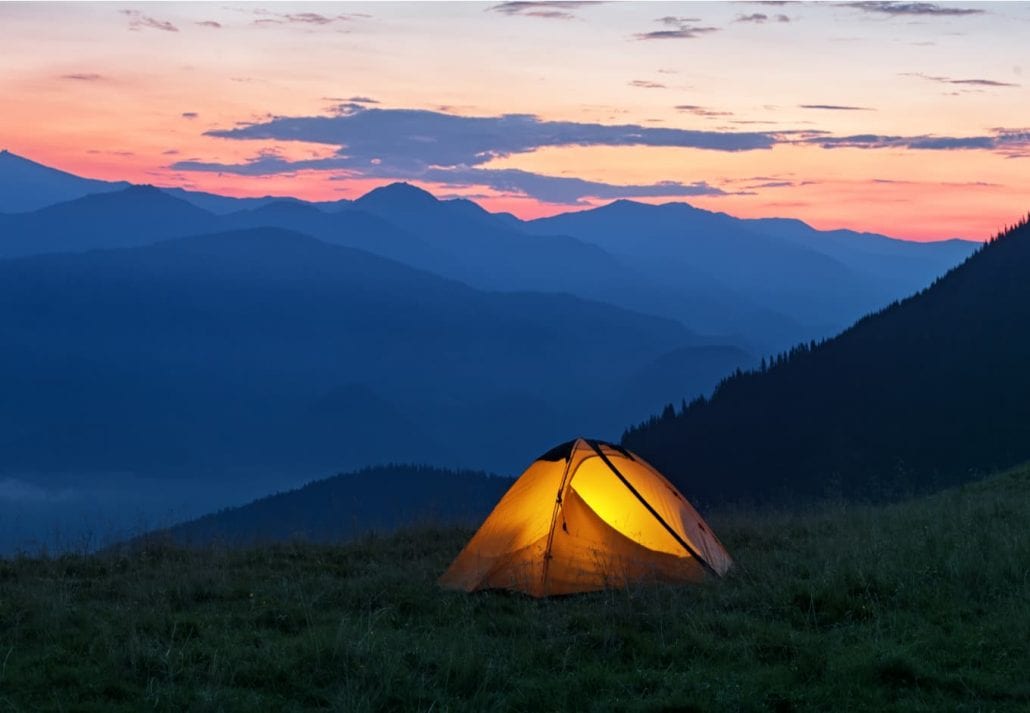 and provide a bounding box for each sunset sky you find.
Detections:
[2,1,1028,240]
